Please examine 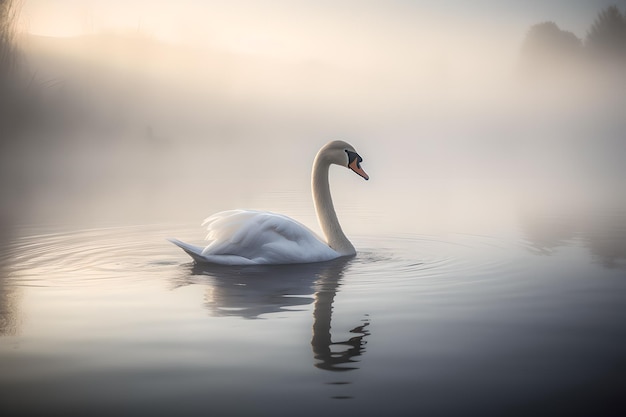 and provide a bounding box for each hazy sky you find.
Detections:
[8,1,626,225]
[18,0,624,88]
[19,1,623,43]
